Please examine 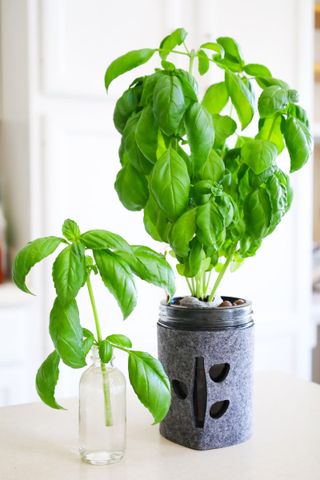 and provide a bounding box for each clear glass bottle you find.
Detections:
[79,348,126,465]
